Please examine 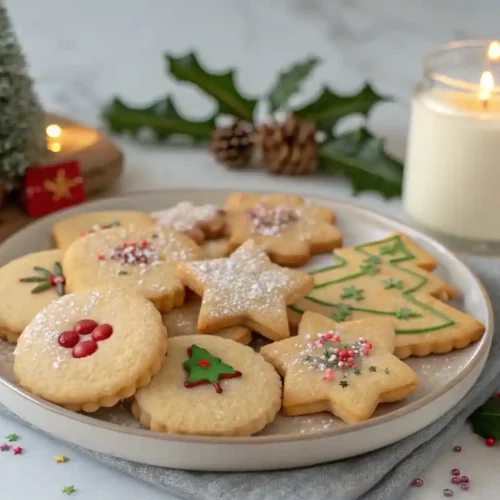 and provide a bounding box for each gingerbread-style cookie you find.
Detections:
[152,201,225,244]
[0,250,66,344]
[177,240,313,341]
[132,335,281,436]
[14,287,167,412]
[63,225,203,313]
[290,233,485,358]
[224,192,342,266]
[260,311,418,424]
[162,297,252,345]
[52,211,155,250]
